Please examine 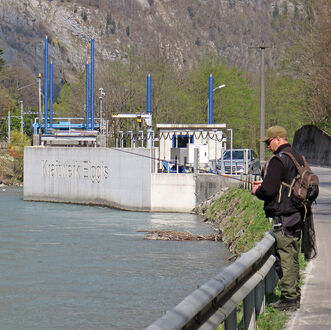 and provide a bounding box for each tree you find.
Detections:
[53,73,85,118]
[301,0,330,127]
[281,0,330,130]
[0,63,39,113]
[265,70,308,140]
[179,57,259,151]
